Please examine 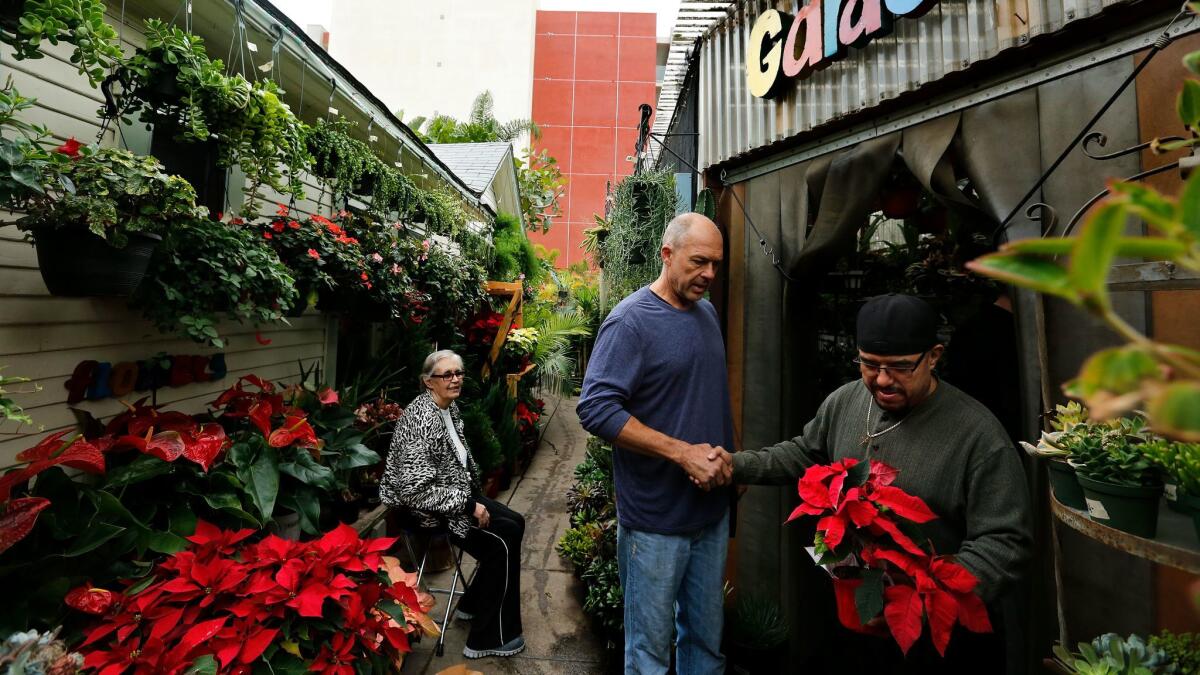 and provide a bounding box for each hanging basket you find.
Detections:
[0,0,24,30]
[32,227,161,297]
